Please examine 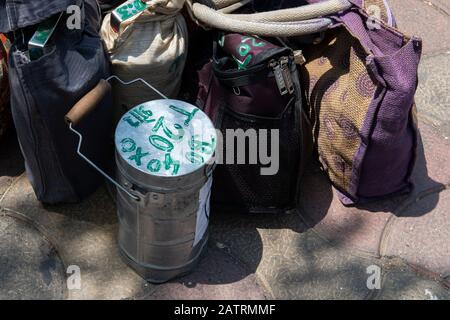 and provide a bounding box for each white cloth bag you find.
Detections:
[100,0,188,117]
